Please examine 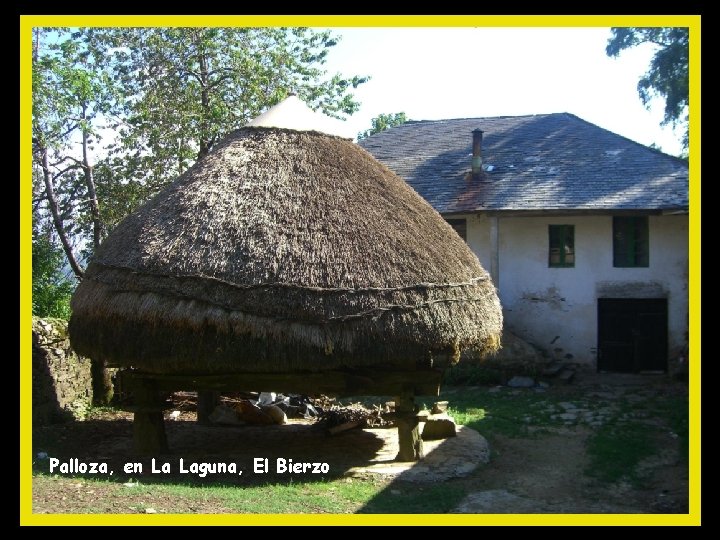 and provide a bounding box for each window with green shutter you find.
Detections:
[613,216,649,267]
[548,225,575,267]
